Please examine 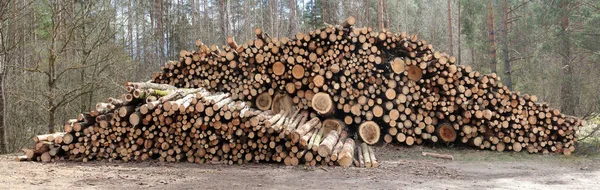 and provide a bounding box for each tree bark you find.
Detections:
[0,65,5,153]
[501,0,511,90]
[128,0,133,56]
[157,0,164,66]
[377,0,383,30]
[0,9,7,152]
[289,0,296,35]
[487,0,497,73]
[383,0,390,30]
[559,0,574,115]
[322,0,326,24]
[364,0,370,26]
[457,0,461,65]
[447,0,454,55]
